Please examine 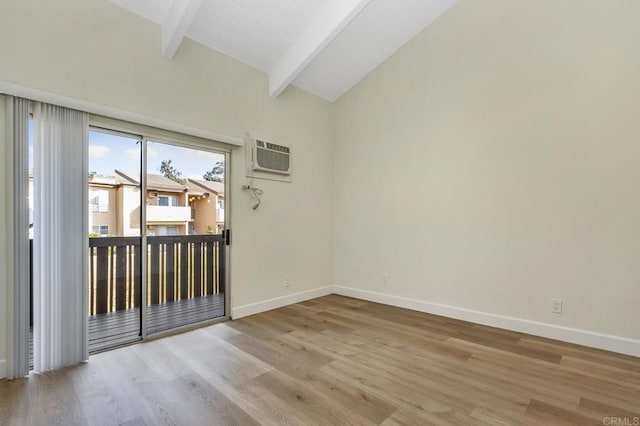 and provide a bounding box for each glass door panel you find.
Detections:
[144,140,226,335]
[88,129,142,353]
